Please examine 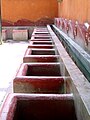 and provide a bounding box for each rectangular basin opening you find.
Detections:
[26,63,61,76]
[34,37,51,39]
[28,45,54,49]
[31,49,56,55]
[35,33,50,35]
[33,42,53,45]
[13,95,77,120]
[31,39,52,41]
[14,63,71,94]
